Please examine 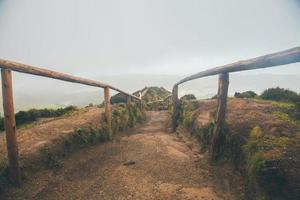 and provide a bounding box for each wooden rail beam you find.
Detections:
[1,69,21,186]
[171,46,300,159]
[176,46,300,86]
[0,59,140,101]
[104,87,112,138]
[211,73,229,160]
